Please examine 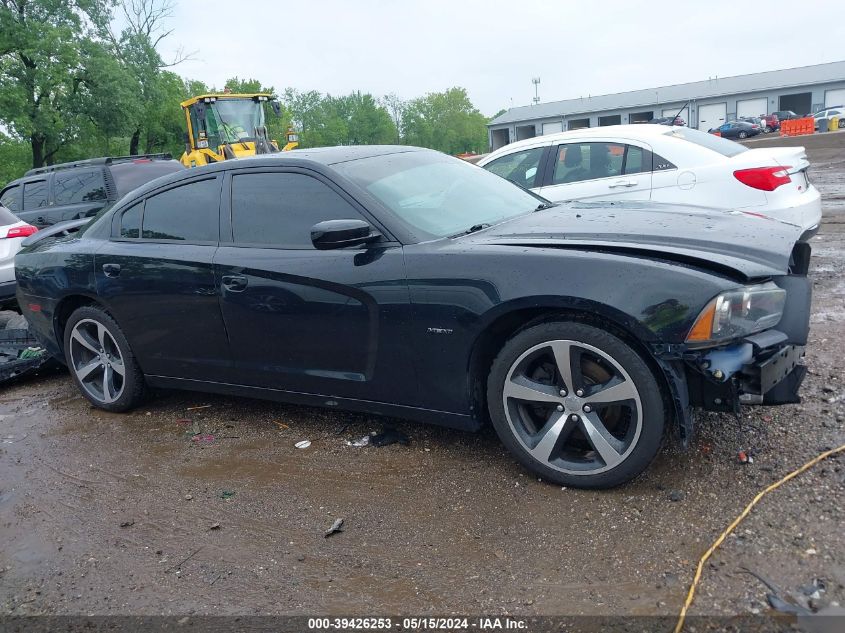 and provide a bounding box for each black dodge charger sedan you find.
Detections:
[15,146,811,488]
